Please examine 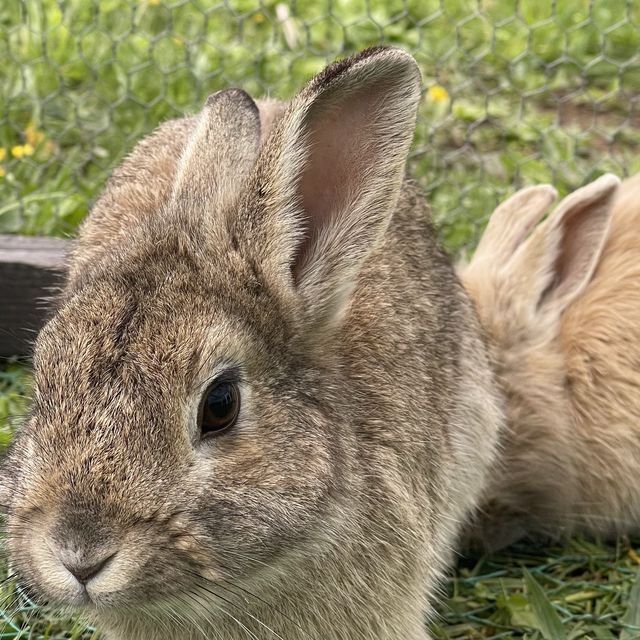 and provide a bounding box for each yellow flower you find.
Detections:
[0,167,5,178]
[0,148,6,162]
[11,144,35,158]
[25,124,45,147]
[427,84,450,103]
